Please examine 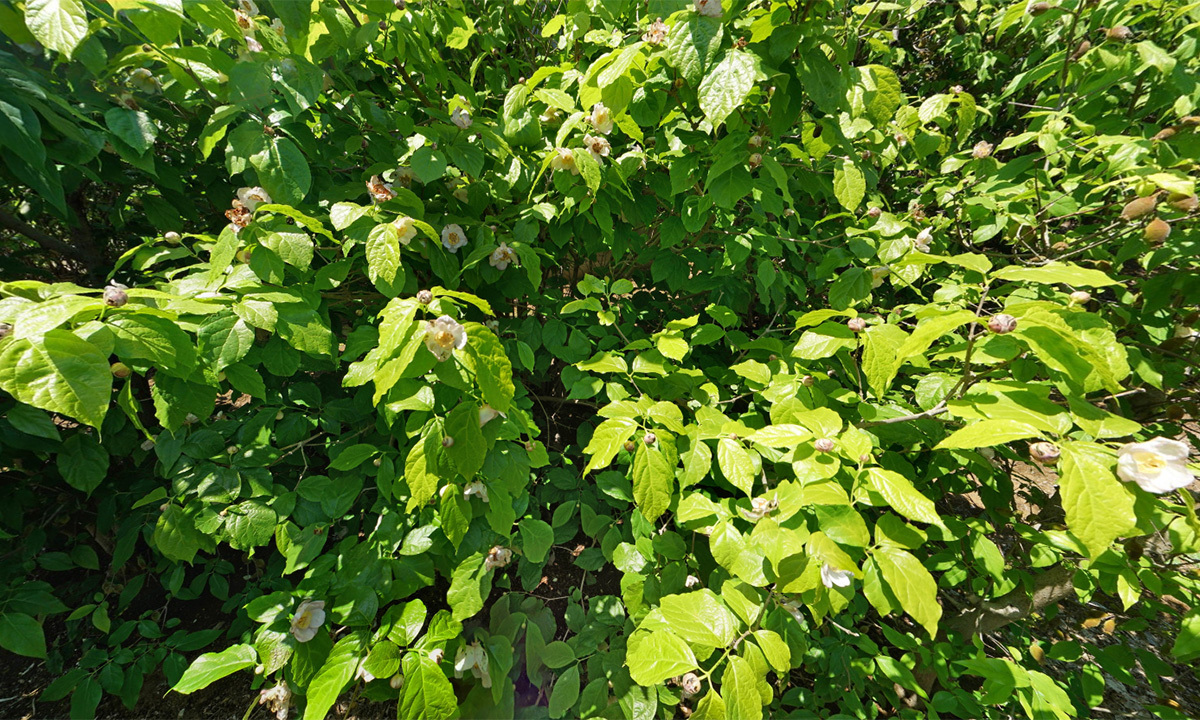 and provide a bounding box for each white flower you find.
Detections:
[550,148,579,175]
[484,546,513,571]
[489,243,517,271]
[395,166,416,186]
[258,681,292,720]
[451,107,472,129]
[741,497,777,521]
[235,9,253,29]
[463,480,489,503]
[393,216,417,245]
[128,68,159,93]
[869,266,889,289]
[454,641,491,688]
[270,17,286,38]
[589,103,613,135]
[478,404,506,426]
[913,227,932,252]
[539,106,562,124]
[428,648,445,663]
[422,316,467,362]
[643,18,667,44]
[290,600,326,643]
[972,140,993,159]
[820,563,854,589]
[583,134,611,163]
[685,575,700,588]
[238,0,259,15]
[441,224,468,253]
[695,0,722,17]
[237,186,272,211]
[1116,437,1195,494]
[355,666,376,683]
[245,35,263,53]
